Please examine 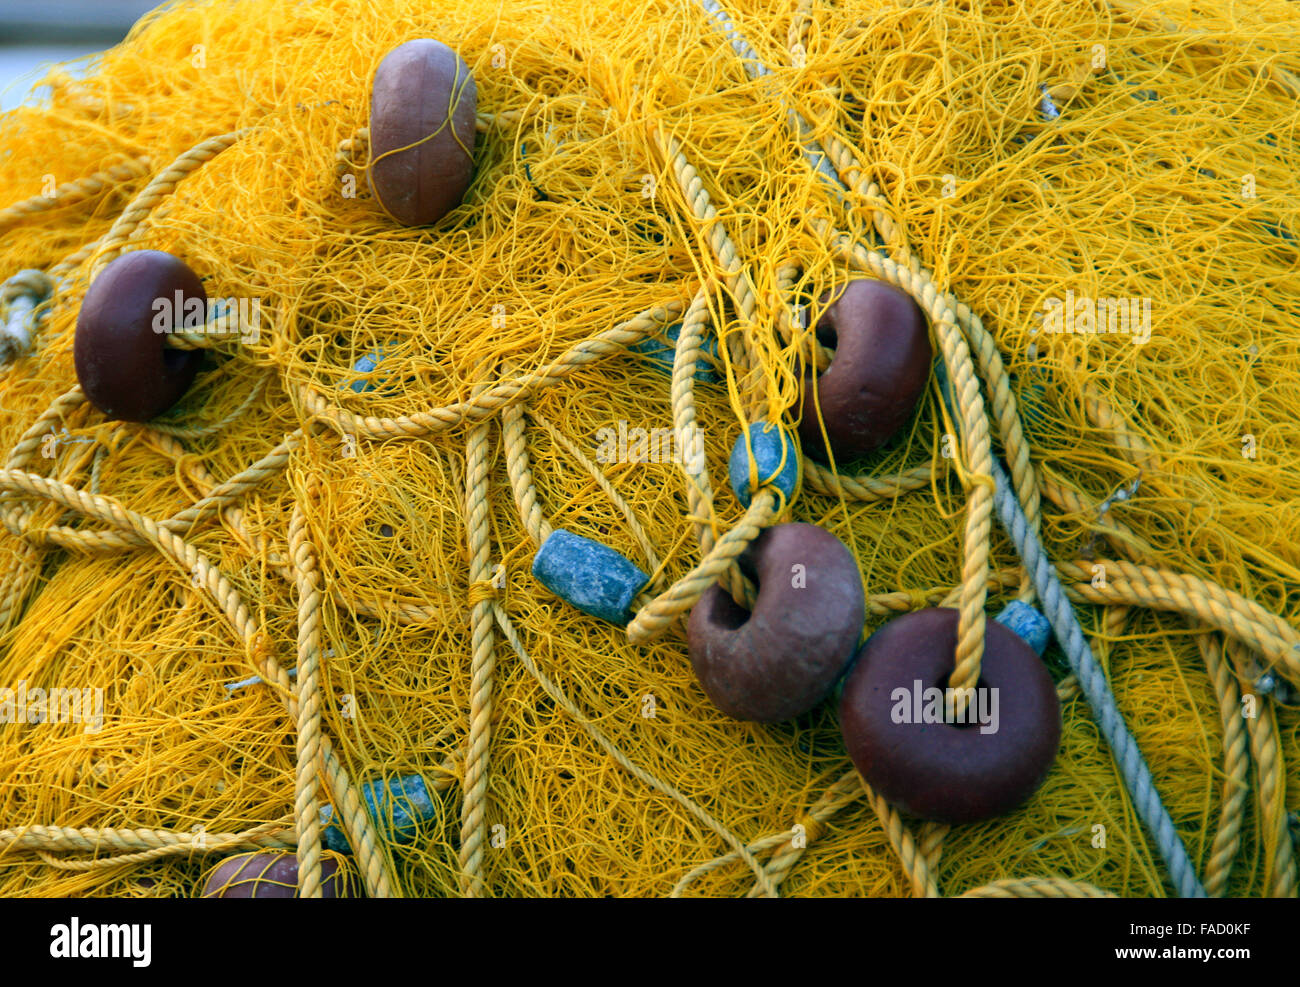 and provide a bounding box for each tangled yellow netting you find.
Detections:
[0,0,1297,898]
